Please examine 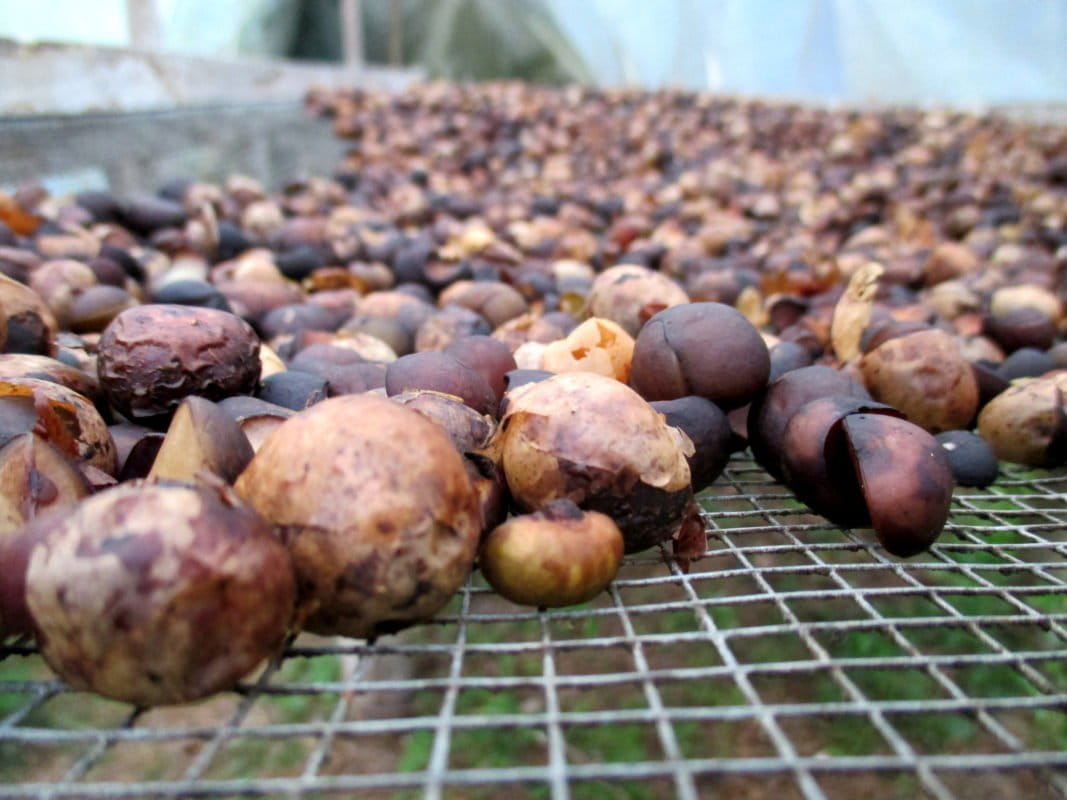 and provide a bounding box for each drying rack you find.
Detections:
[2,453,1065,799]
